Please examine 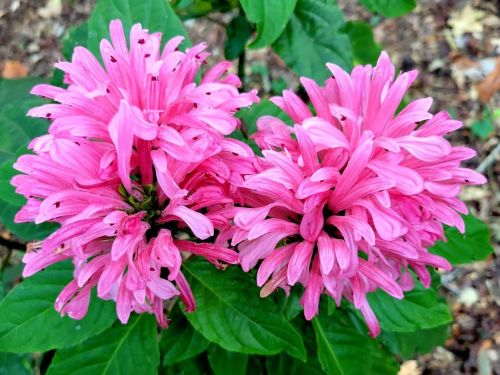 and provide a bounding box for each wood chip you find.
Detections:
[1,60,28,78]
[476,58,500,103]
